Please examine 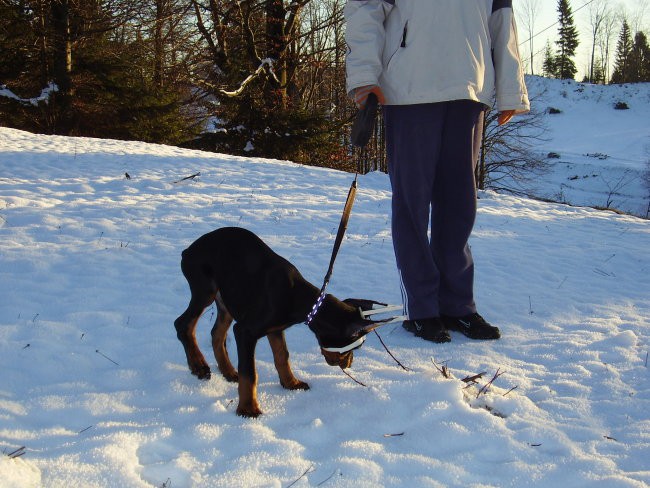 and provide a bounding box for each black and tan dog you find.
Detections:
[174,227,380,417]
